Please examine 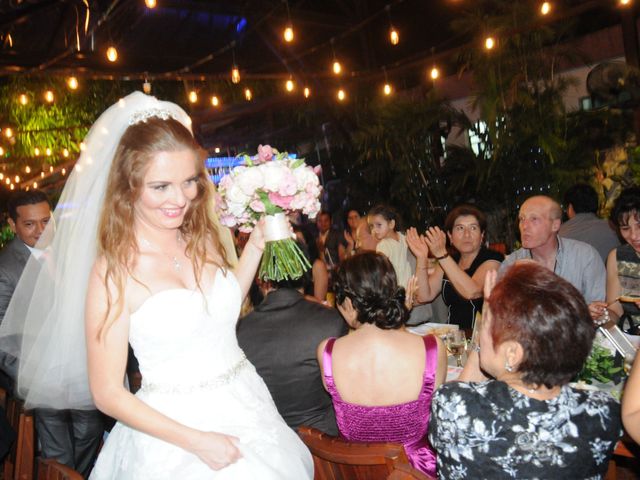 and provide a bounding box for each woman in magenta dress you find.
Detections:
[317,252,447,477]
